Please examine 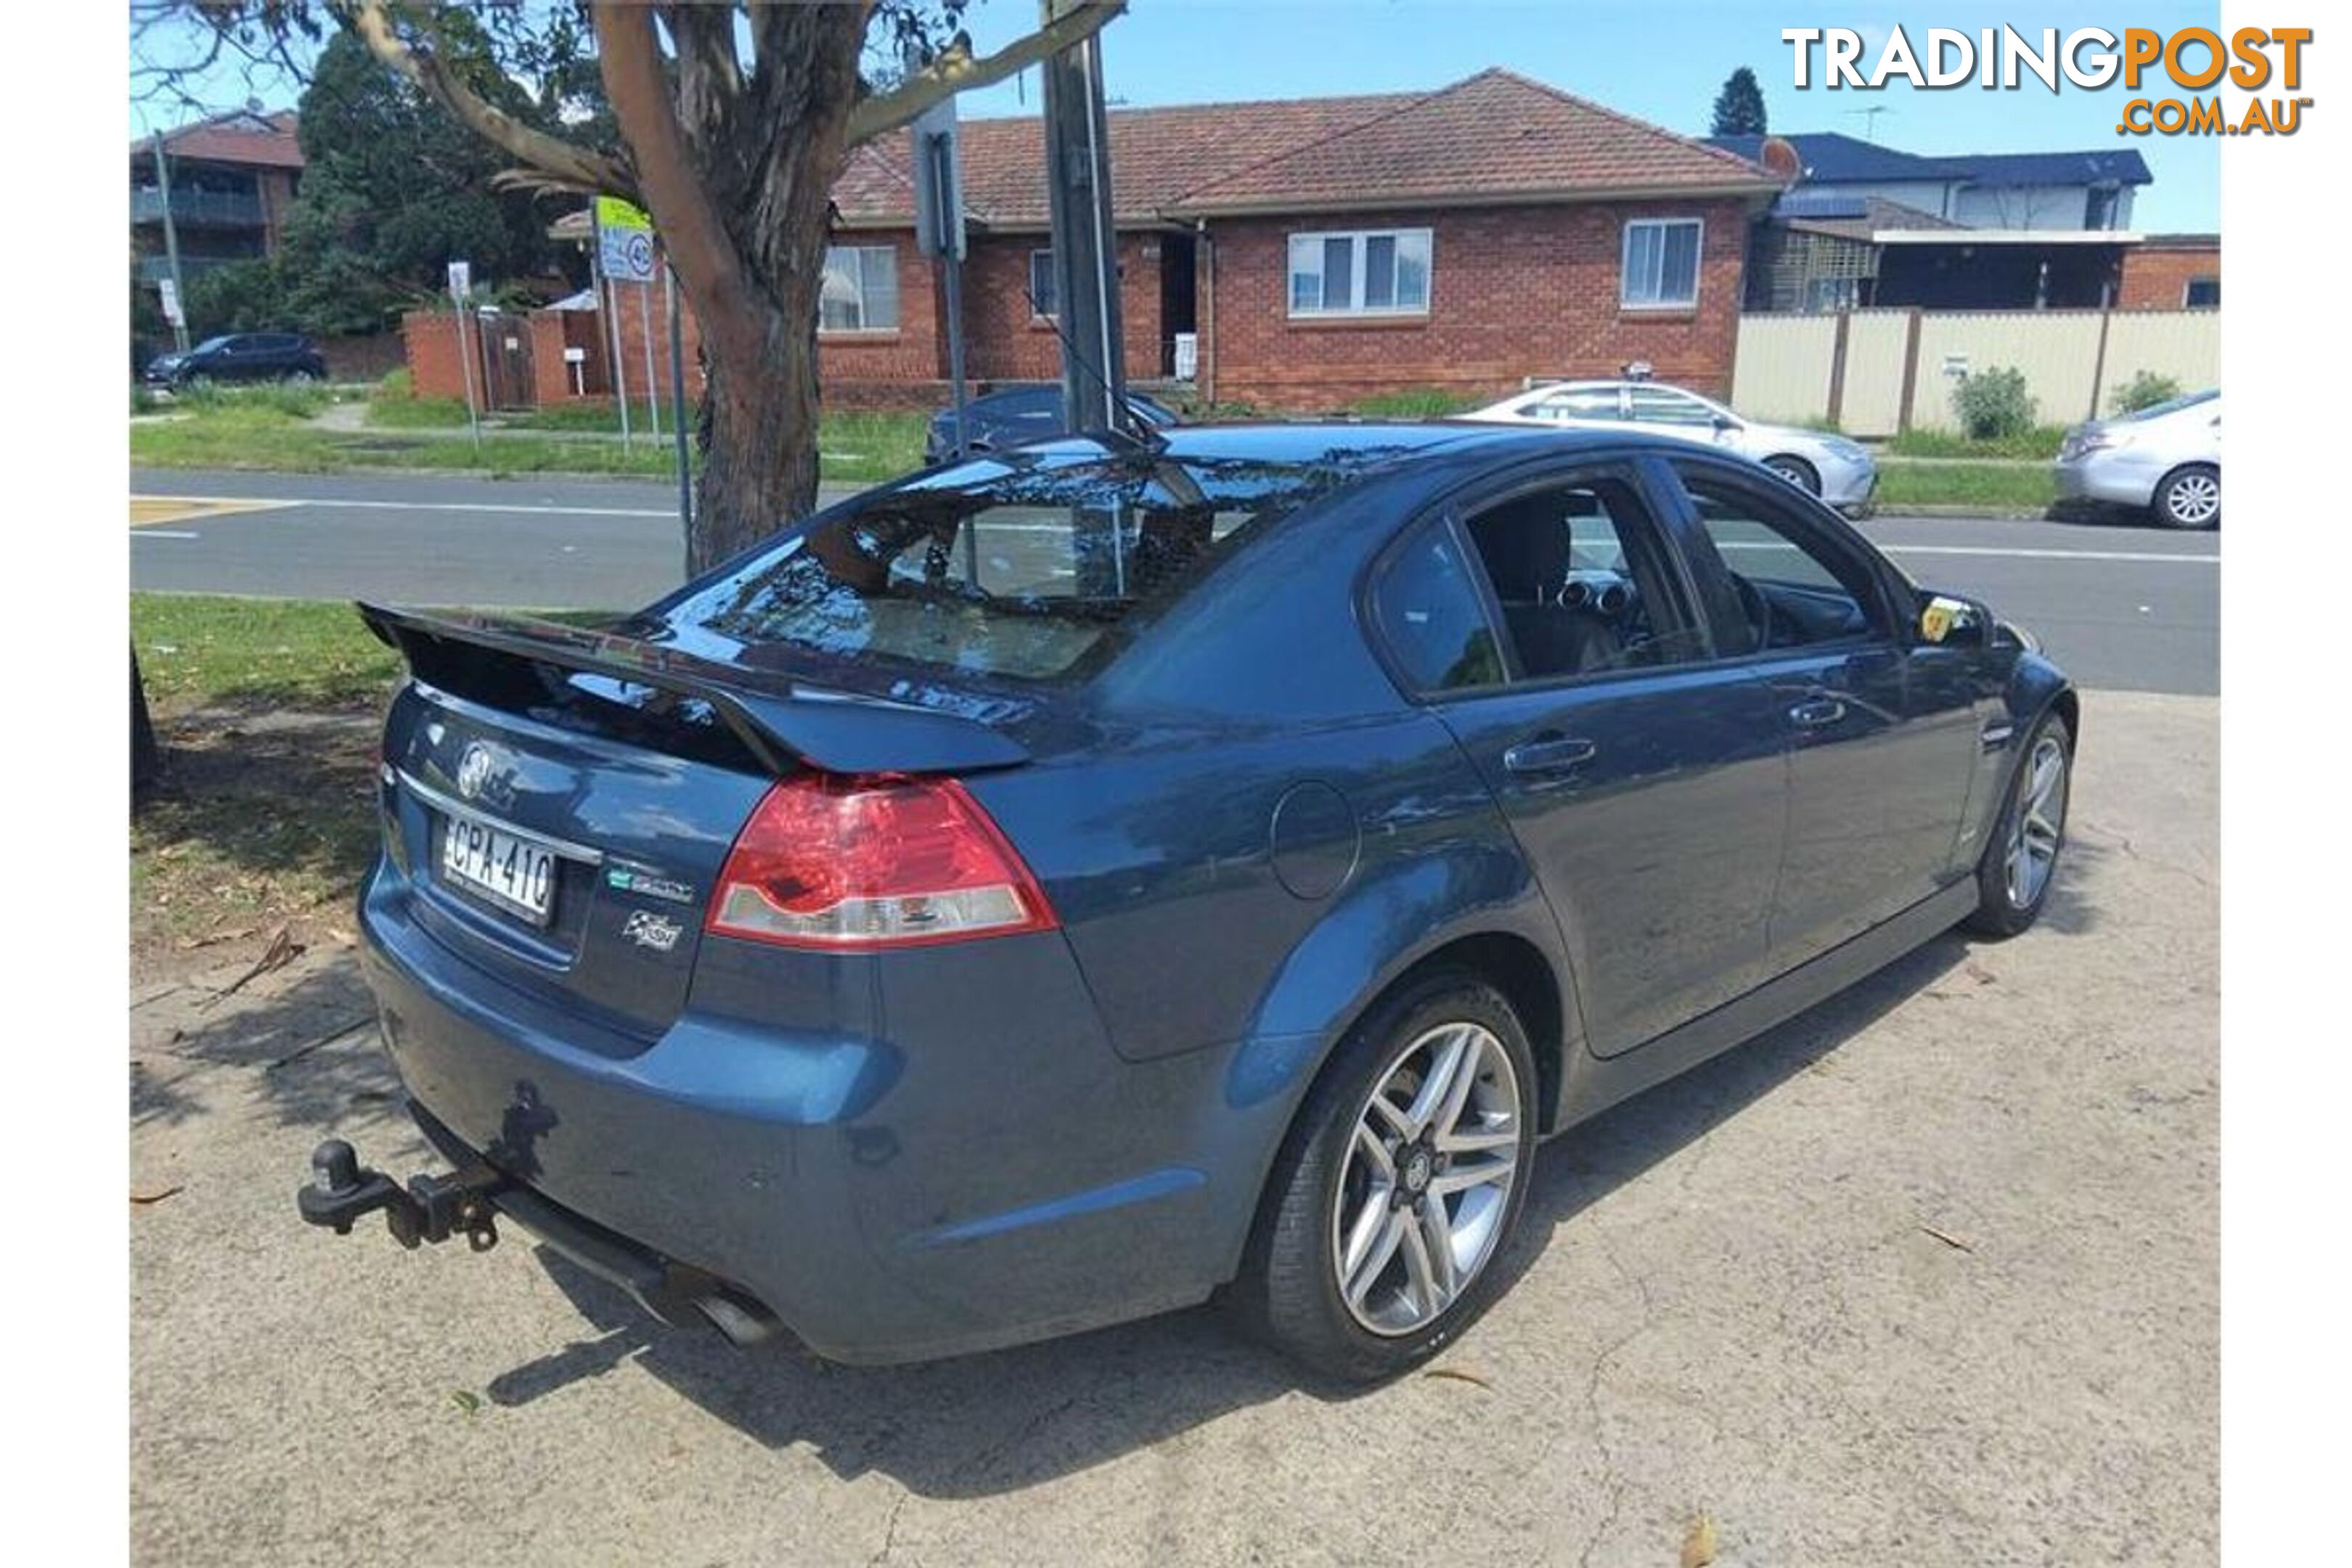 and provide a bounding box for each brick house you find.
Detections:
[405,68,1784,412]
[132,110,304,290]
[2116,234,2221,310]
